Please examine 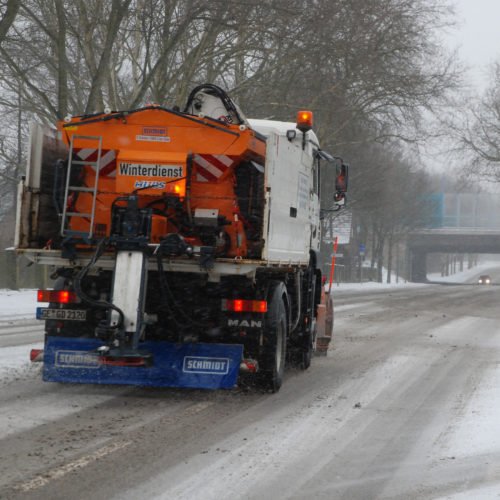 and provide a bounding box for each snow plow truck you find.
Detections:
[15,84,347,392]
